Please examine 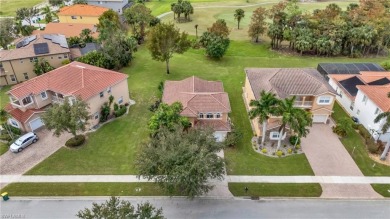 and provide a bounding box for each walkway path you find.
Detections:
[2,175,390,184]
[301,124,382,199]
